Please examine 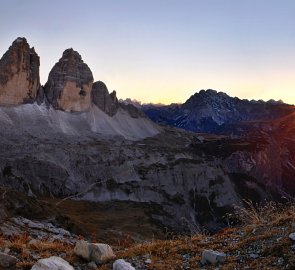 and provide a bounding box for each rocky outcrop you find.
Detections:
[0,37,41,105]
[91,81,118,116]
[44,49,93,112]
